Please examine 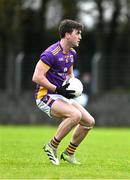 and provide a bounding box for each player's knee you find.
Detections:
[80,116,95,130]
[71,110,82,125]
[90,117,95,127]
[86,116,95,129]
